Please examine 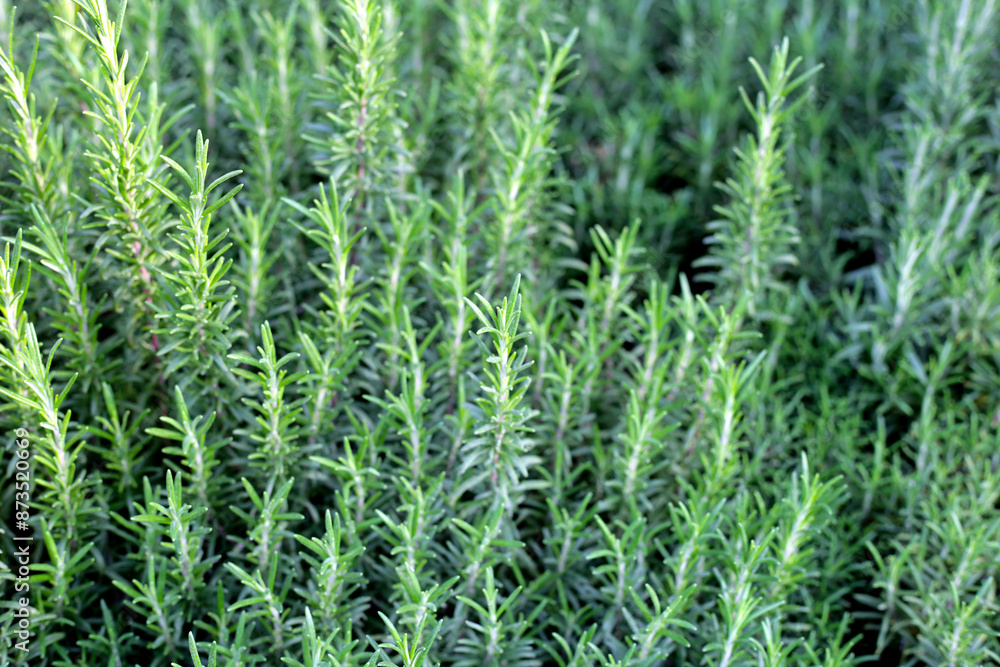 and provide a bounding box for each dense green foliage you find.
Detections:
[0,0,998,665]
